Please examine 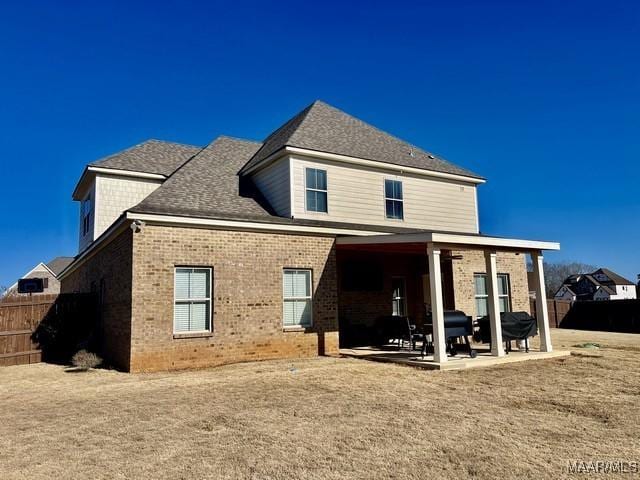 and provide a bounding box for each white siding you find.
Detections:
[78,182,96,253]
[251,157,291,217]
[290,155,479,232]
[94,174,162,239]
